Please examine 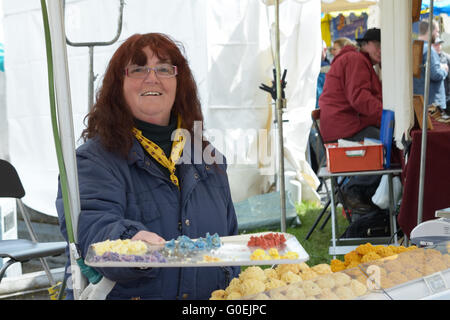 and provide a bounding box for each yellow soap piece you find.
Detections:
[92,240,112,256]
[330,259,346,272]
[250,249,272,260]
[281,251,299,259]
[311,263,332,275]
[127,240,148,255]
[209,289,227,300]
[264,277,286,290]
[268,248,280,259]
[375,245,395,258]
[239,266,266,282]
[361,251,381,263]
[203,255,221,262]
[356,243,375,256]
[264,268,279,280]
[344,251,361,265]
[92,239,147,256]
[280,271,303,284]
